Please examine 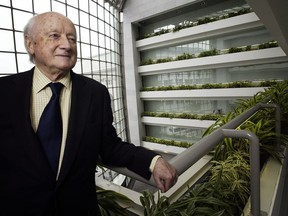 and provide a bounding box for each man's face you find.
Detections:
[27,12,77,77]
